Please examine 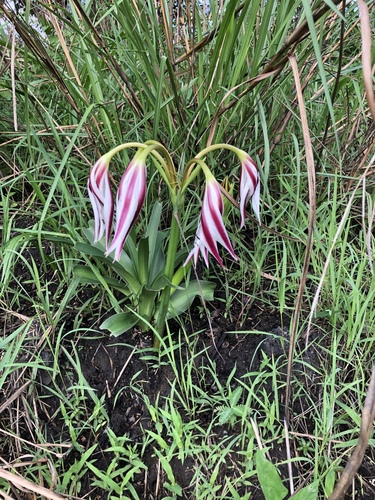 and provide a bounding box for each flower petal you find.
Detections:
[105,158,147,261]
[87,156,113,246]
[201,180,237,261]
[185,178,238,268]
[239,154,260,227]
